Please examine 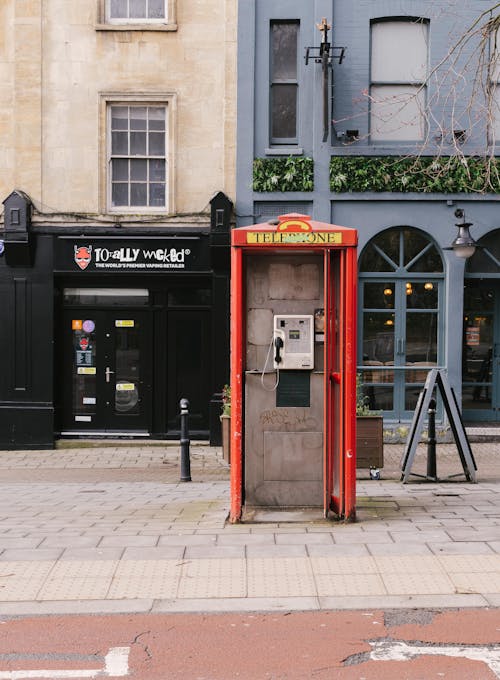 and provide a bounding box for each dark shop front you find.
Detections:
[0,191,231,449]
